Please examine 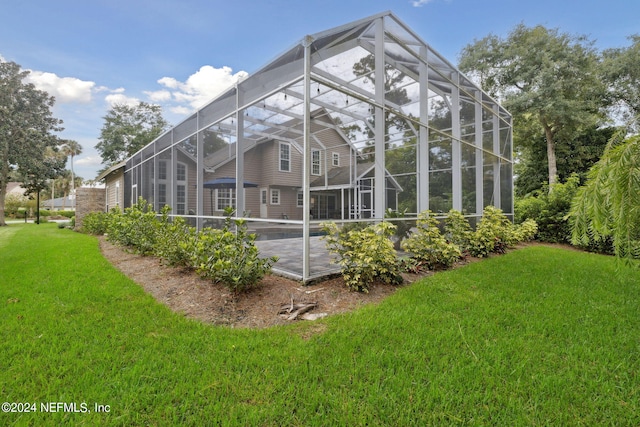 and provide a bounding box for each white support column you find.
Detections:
[417,45,429,213]
[170,130,176,211]
[374,17,386,219]
[493,104,501,208]
[475,90,484,215]
[451,72,462,212]
[302,35,313,282]
[196,113,204,228]
[235,86,245,217]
